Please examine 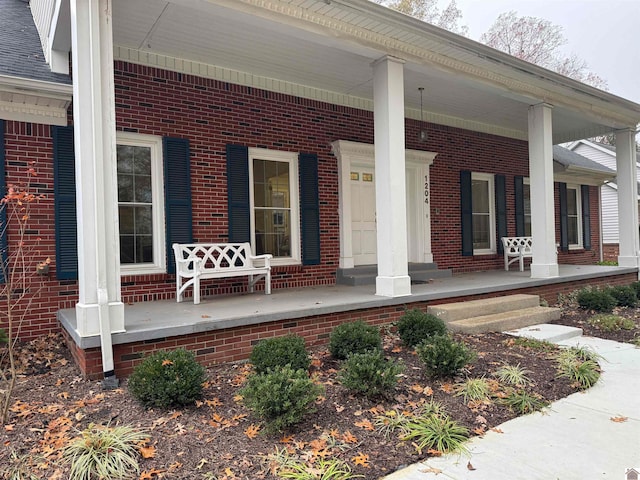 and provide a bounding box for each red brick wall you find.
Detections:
[603,244,619,263]
[65,271,638,379]
[0,61,605,339]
